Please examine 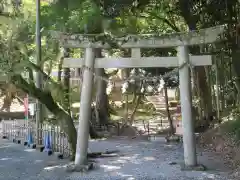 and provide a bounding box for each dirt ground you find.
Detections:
[198,124,240,179]
[0,137,236,180]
